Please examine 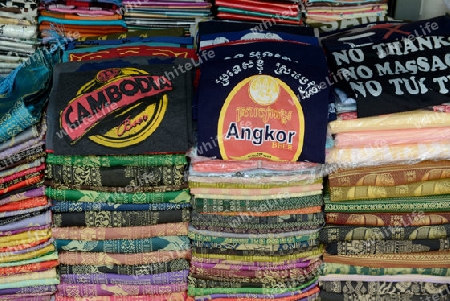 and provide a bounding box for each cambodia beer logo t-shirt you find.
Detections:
[196,41,331,163]
[47,58,194,155]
